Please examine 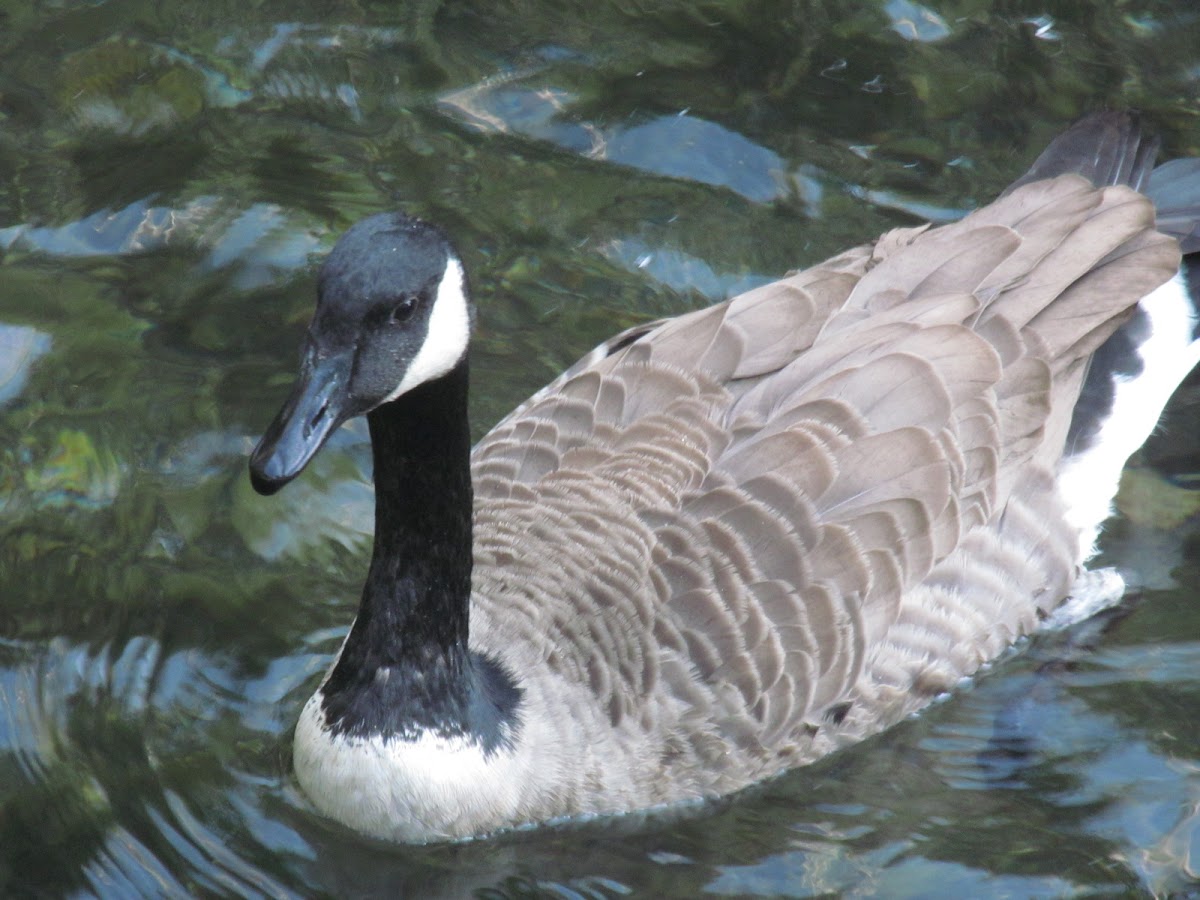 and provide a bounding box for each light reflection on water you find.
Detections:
[1,1,1199,896]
